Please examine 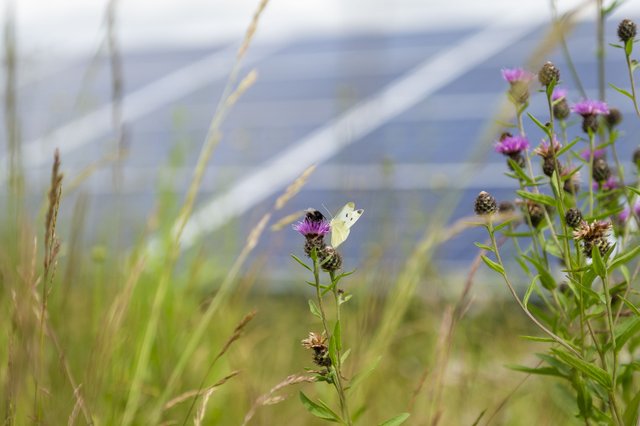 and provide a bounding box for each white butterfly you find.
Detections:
[330,202,364,248]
